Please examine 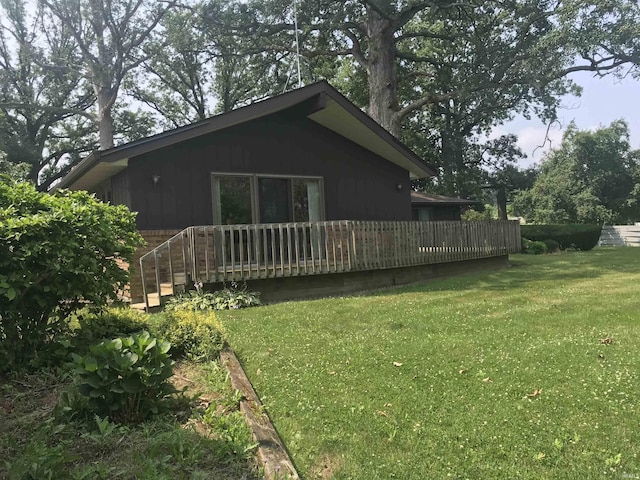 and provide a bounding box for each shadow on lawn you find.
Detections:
[372,249,640,297]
